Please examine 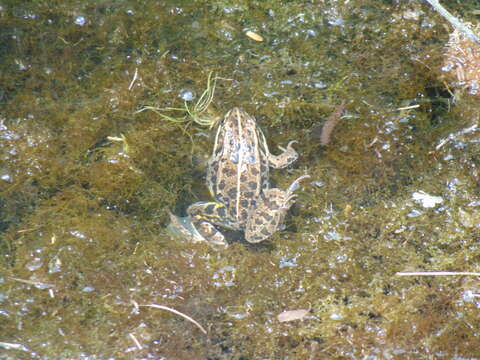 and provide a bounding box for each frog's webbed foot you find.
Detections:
[186,202,229,249]
[286,174,310,194]
[167,209,207,243]
[277,140,298,153]
[191,220,228,249]
[245,174,309,243]
[269,140,299,168]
